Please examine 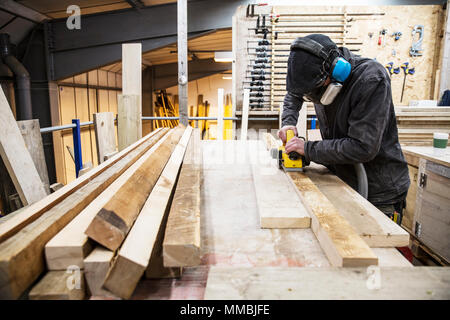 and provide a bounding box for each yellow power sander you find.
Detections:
[270,129,306,172]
